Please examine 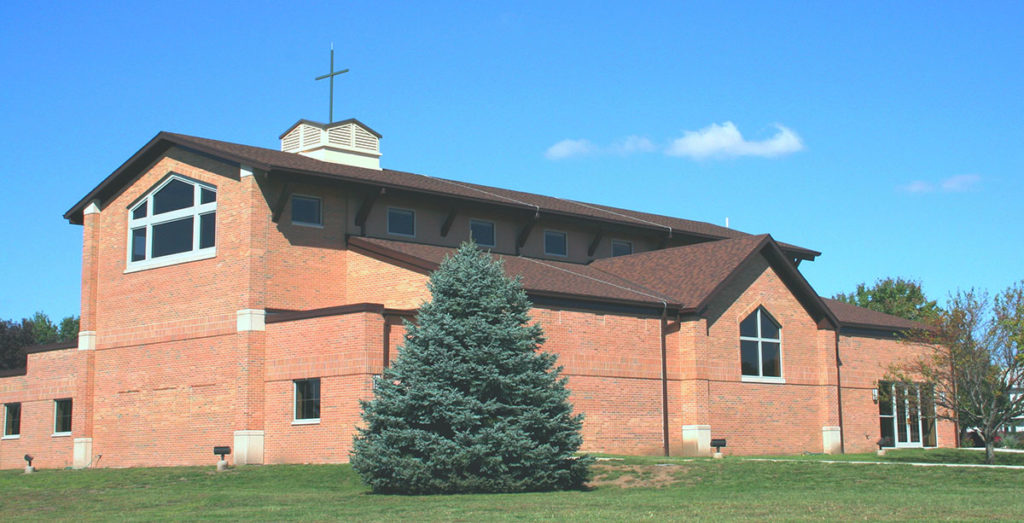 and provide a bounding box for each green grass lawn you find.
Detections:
[1,450,1021,521]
